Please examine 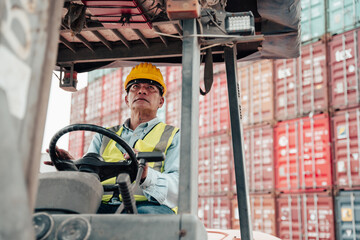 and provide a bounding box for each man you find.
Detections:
[54,63,180,214]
